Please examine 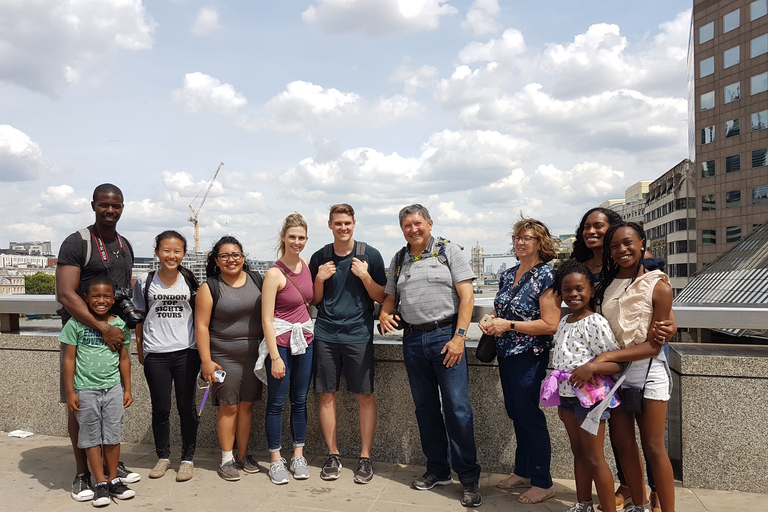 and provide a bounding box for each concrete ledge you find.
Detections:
[668,343,768,493]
